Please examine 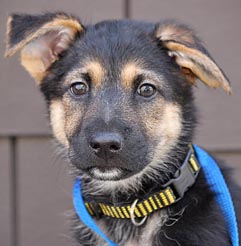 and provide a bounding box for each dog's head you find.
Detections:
[5,13,231,184]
